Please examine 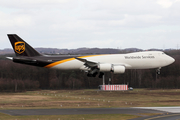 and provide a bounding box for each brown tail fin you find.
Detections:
[7,34,41,57]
